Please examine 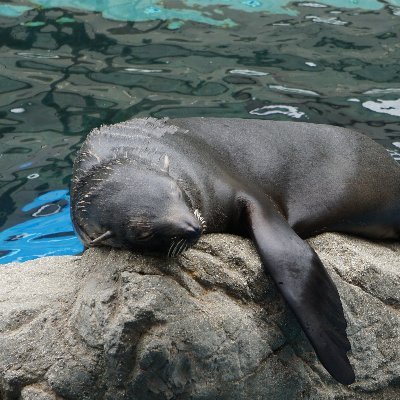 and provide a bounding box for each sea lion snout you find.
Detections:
[175,219,202,242]
[163,213,202,243]
[185,224,202,239]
